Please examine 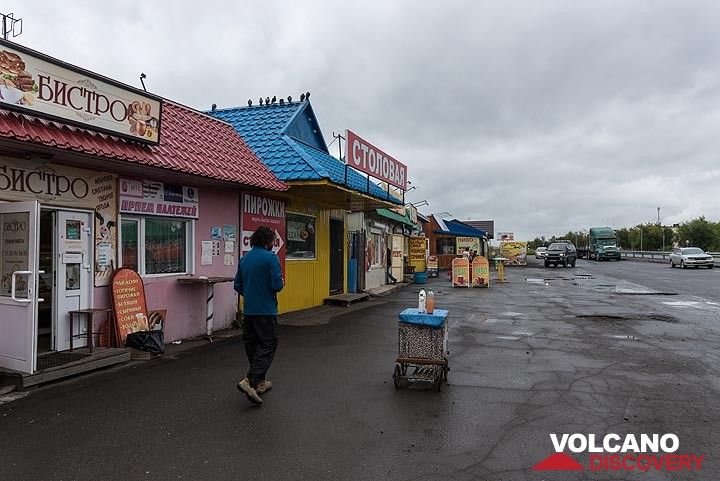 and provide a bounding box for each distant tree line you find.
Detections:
[527,217,720,252]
